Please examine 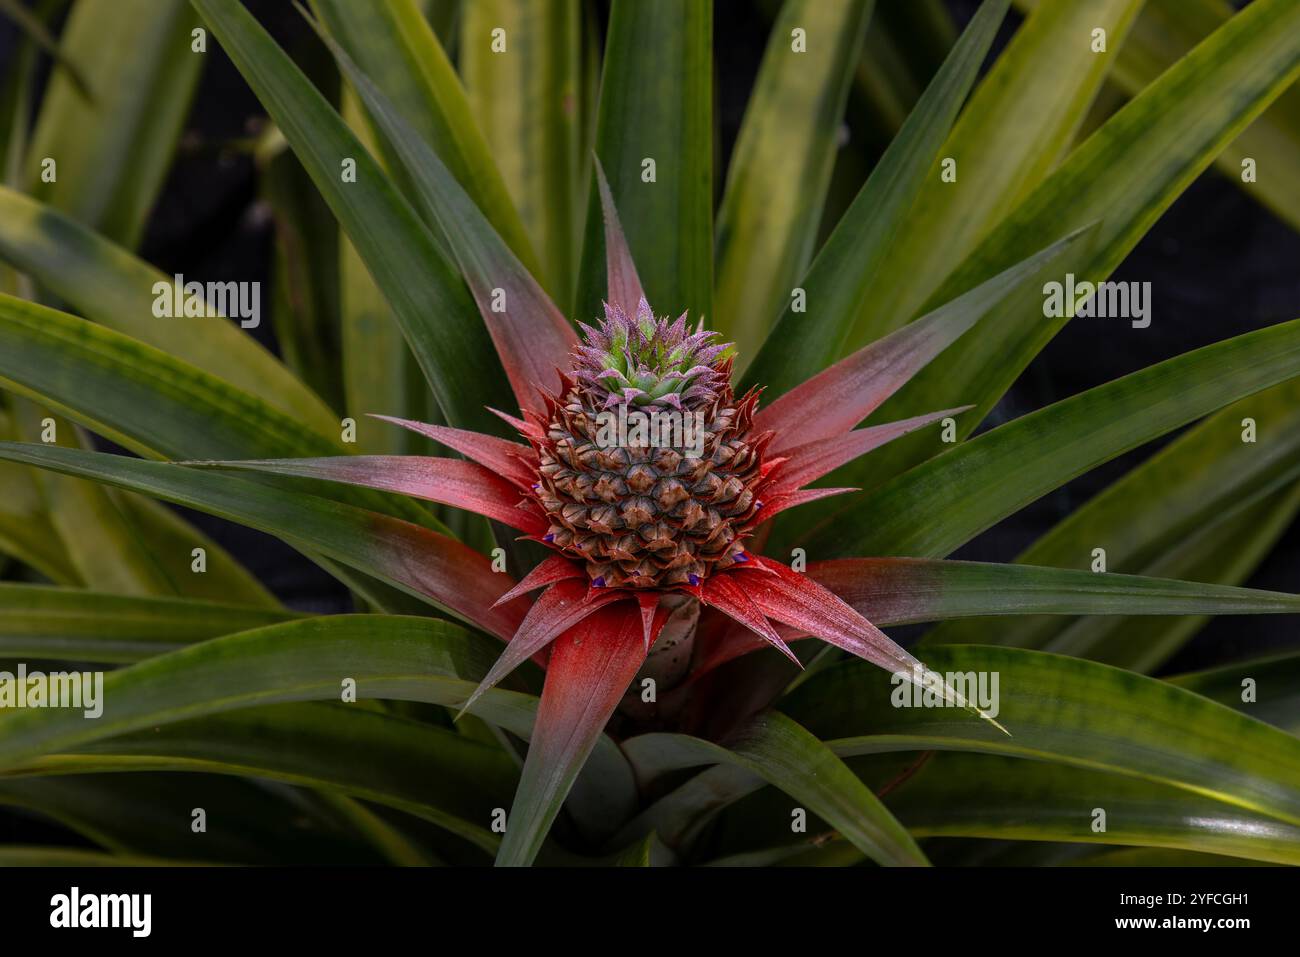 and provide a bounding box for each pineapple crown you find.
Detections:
[572,298,734,410]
